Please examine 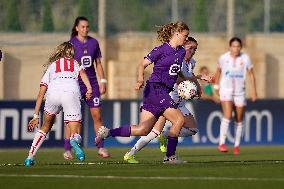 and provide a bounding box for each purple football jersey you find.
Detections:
[70,36,102,82]
[145,43,186,89]
[70,36,102,108]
